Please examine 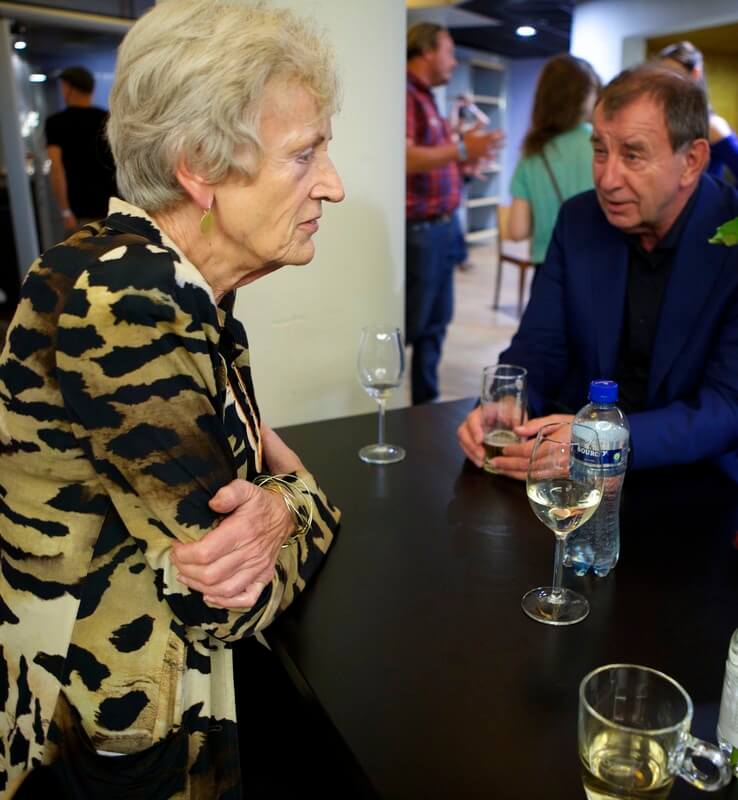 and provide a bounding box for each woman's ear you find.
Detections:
[174,159,213,210]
